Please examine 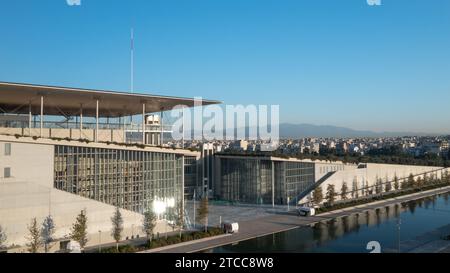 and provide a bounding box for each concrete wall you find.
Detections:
[300,163,449,205]
[312,160,357,182]
[0,138,182,251]
[0,181,170,251]
[0,141,54,188]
